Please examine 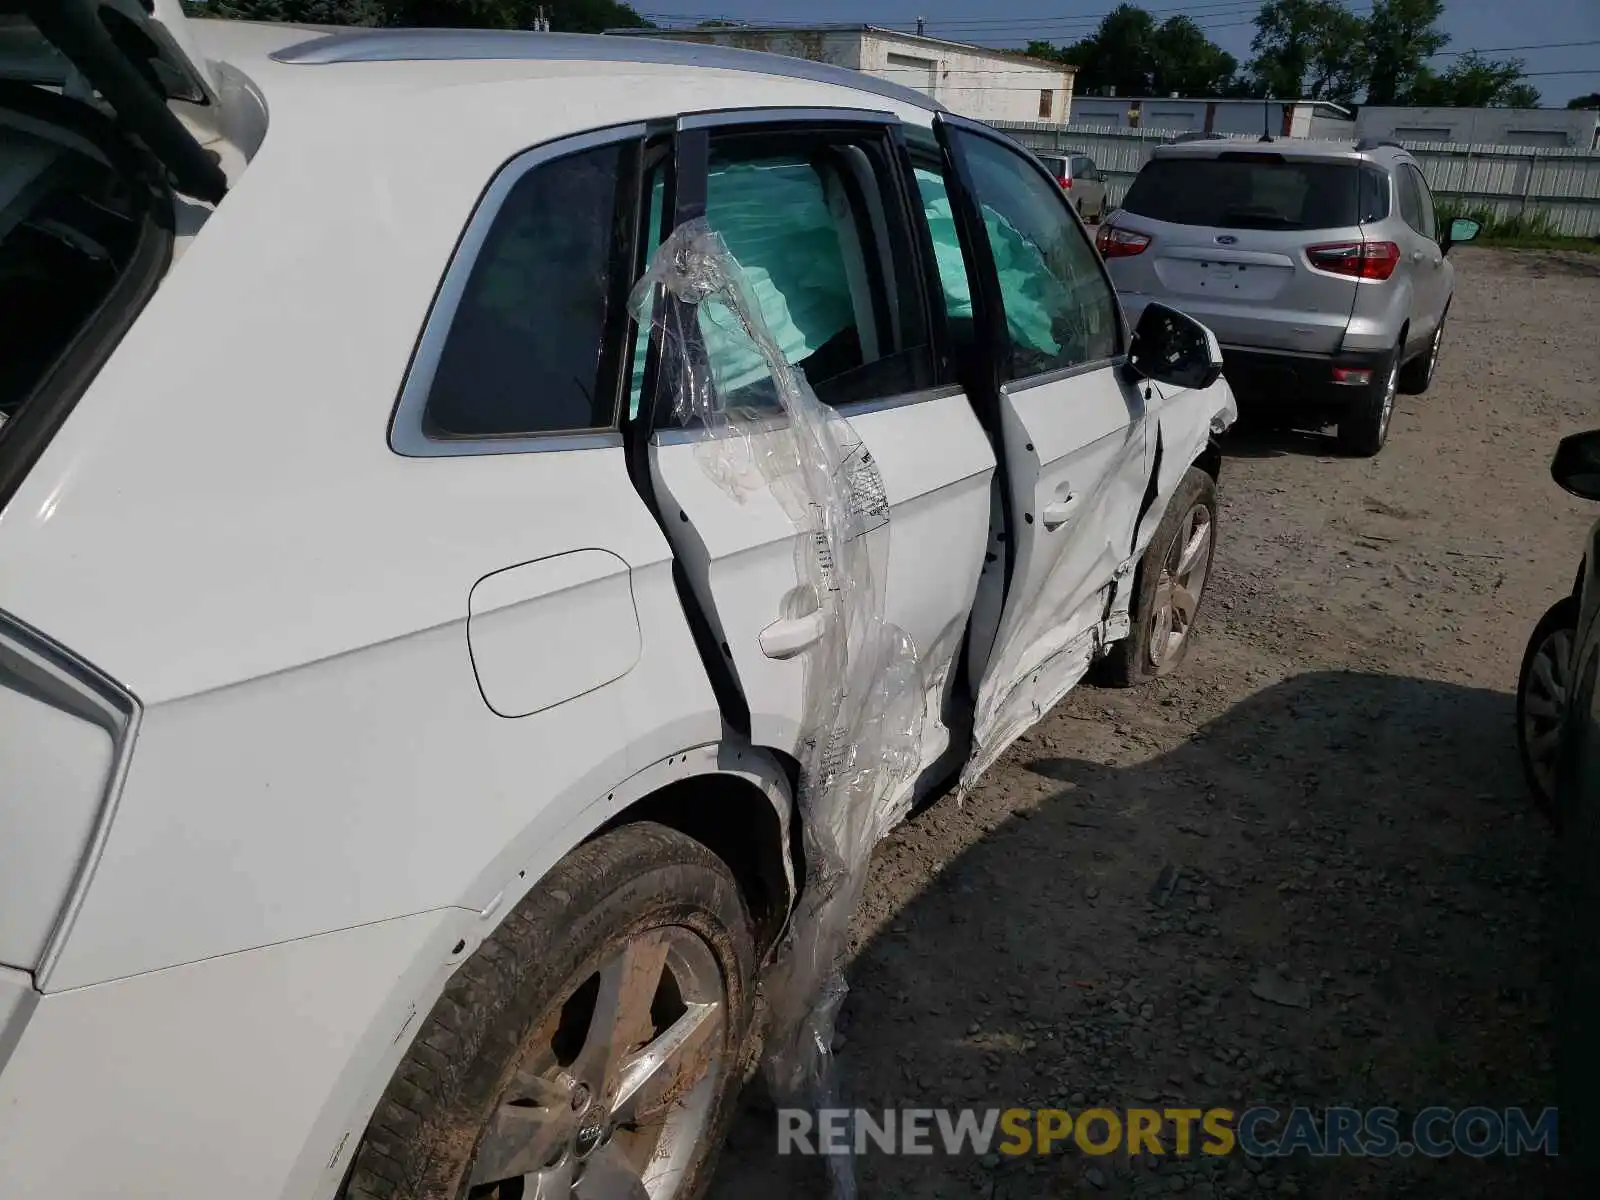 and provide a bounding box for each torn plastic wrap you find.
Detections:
[959,376,1238,793]
[629,219,925,1198]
